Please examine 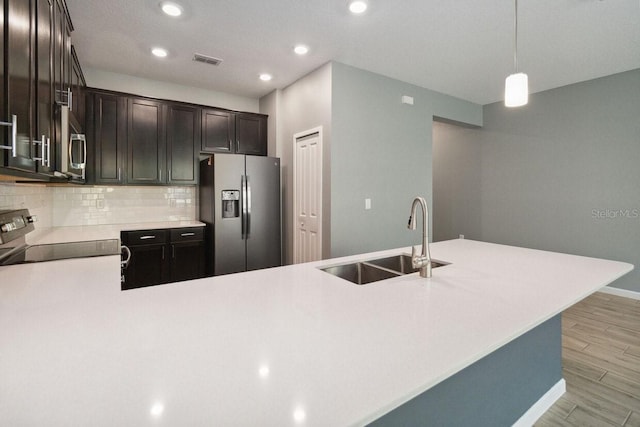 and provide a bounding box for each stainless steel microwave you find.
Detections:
[57,106,86,180]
